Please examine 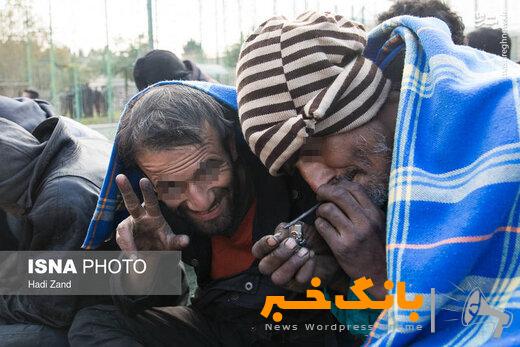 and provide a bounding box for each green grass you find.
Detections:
[77,113,121,125]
